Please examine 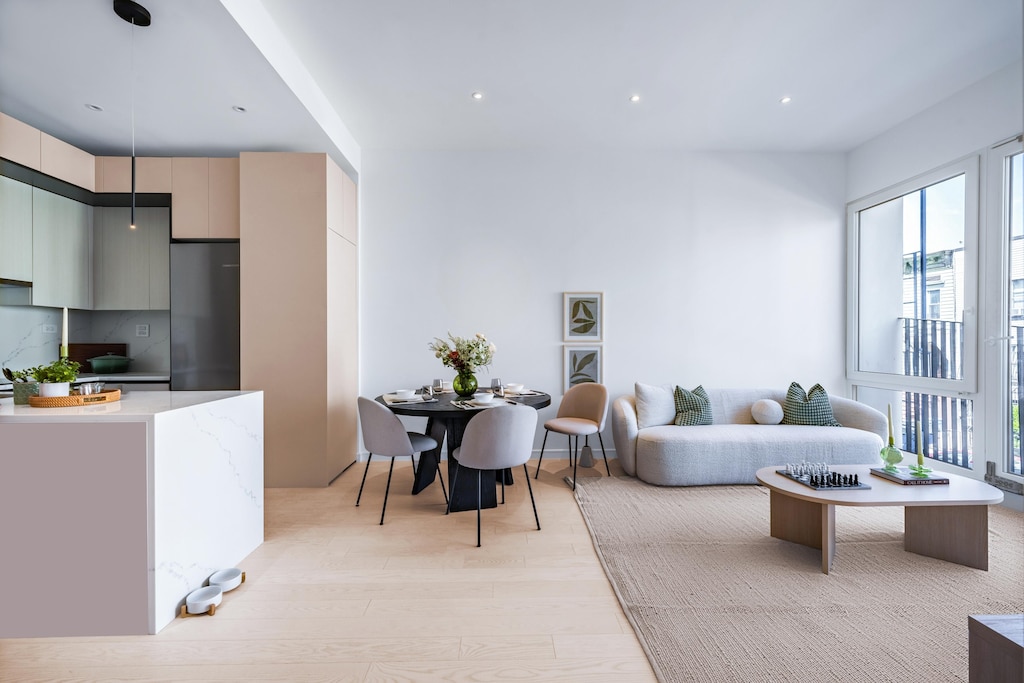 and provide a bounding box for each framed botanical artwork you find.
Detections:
[563,292,603,342]
[563,345,602,392]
